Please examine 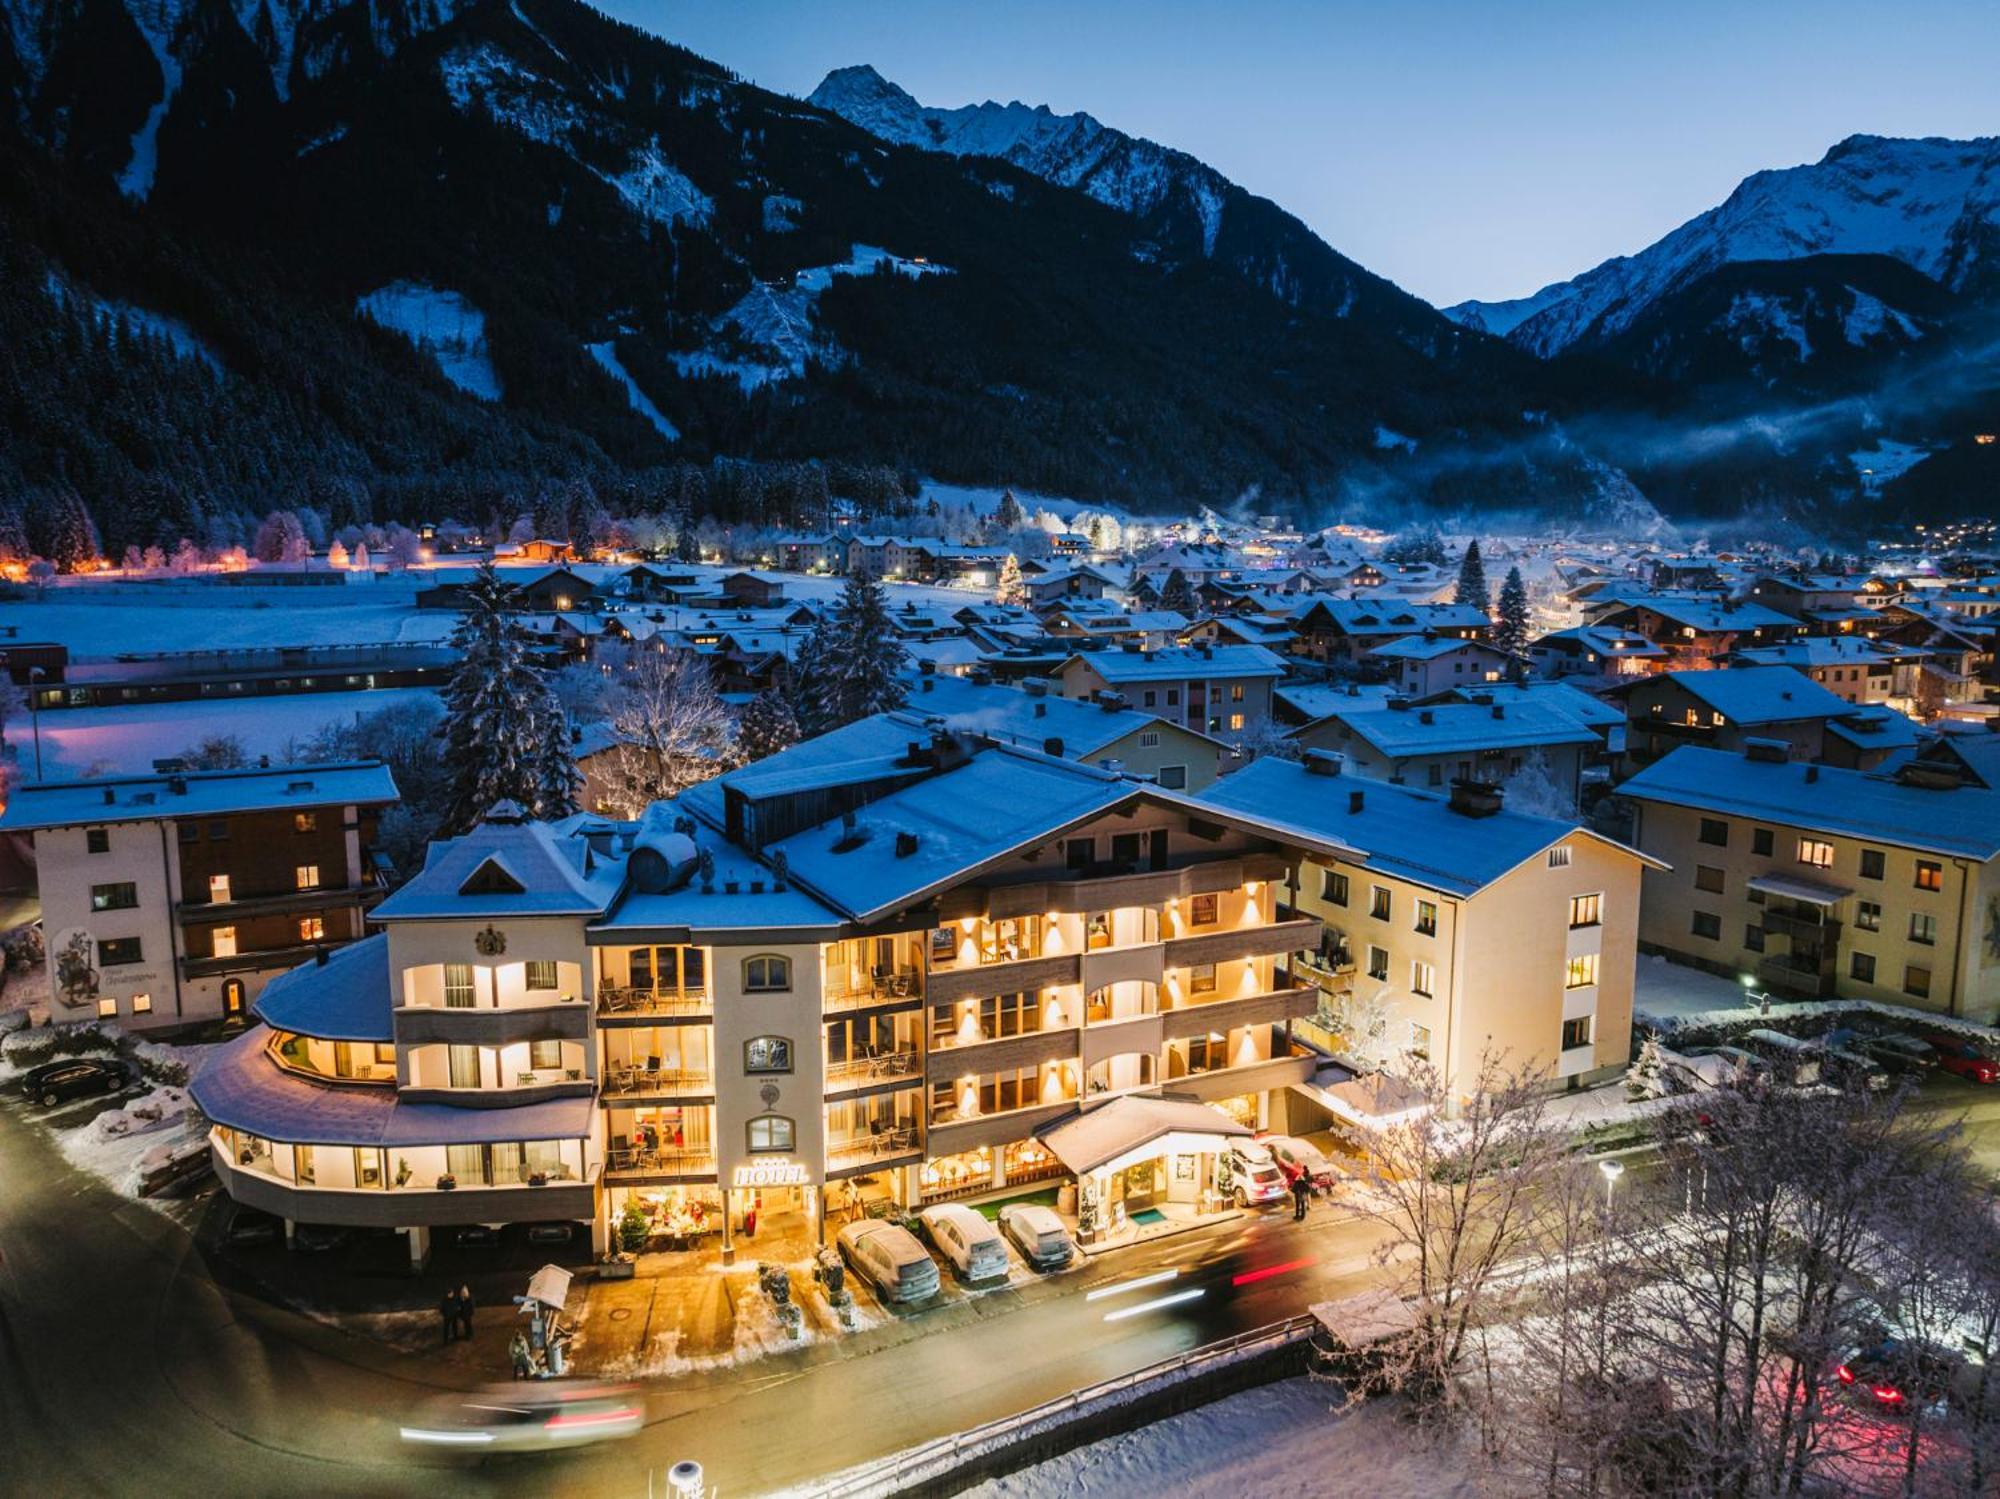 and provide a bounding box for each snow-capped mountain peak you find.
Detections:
[1447,132,2000,357]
